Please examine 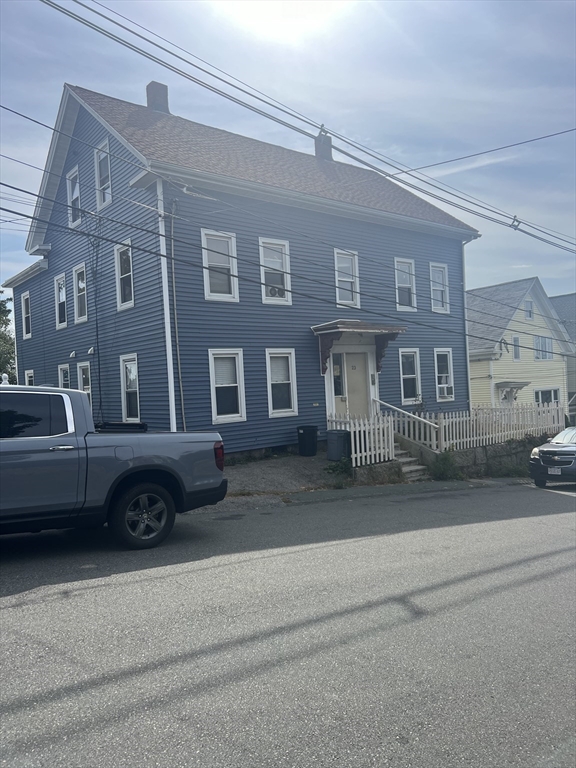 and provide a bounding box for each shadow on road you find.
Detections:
[0,481,574,599]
